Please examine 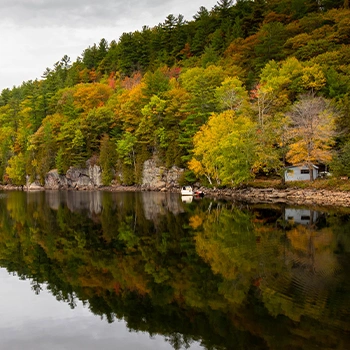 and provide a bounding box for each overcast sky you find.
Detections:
[0,0,218,92]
